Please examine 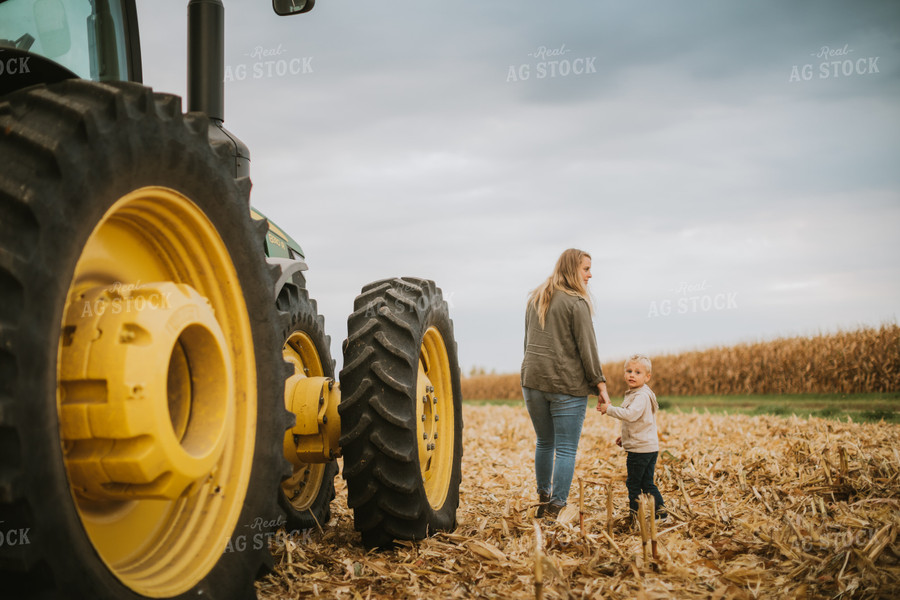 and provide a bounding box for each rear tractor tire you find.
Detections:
[339,277,463,548]
[0,80,288,599]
